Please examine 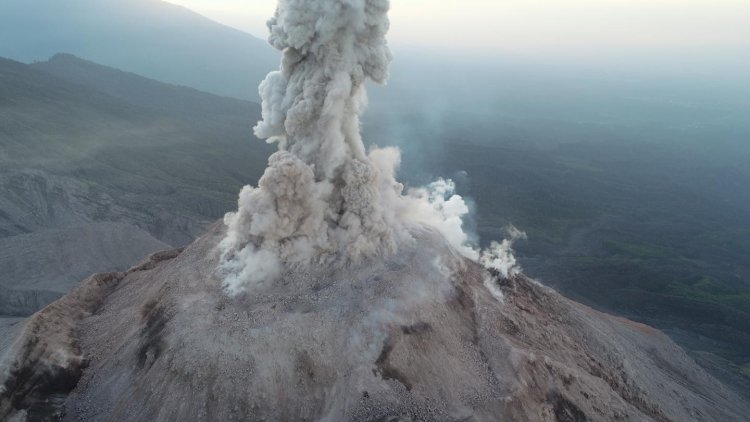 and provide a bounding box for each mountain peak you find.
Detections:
[0,0,278,99]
